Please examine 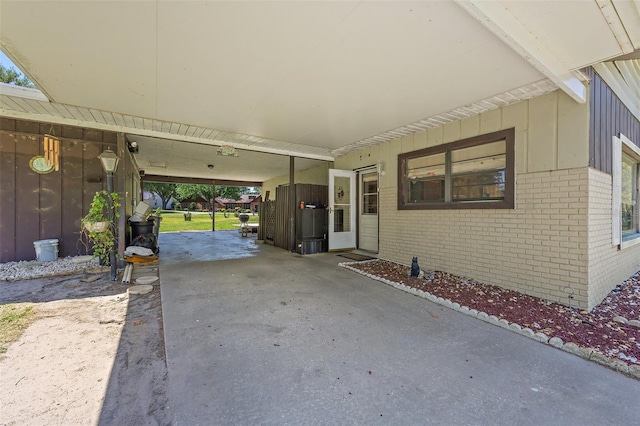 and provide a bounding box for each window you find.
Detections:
[613,134,640,247]
[621,152,638,239]
[362,172,378,214]
[398,128,514,210]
